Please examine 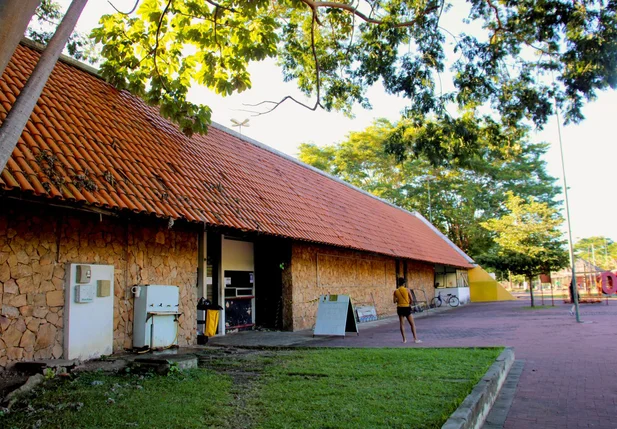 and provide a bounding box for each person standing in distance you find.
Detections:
[393,277,422,344]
